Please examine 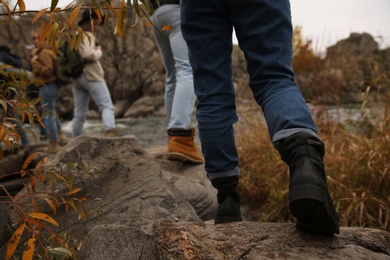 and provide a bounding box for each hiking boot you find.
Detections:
[58,130,69,145]
[211,176,243,224]
[167,128,204,164]
[105,128,117,137]
[45,139,61,154]
[276,132,340,235]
